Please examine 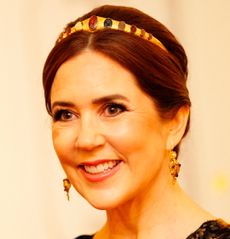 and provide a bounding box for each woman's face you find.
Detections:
[51,51,172,209]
